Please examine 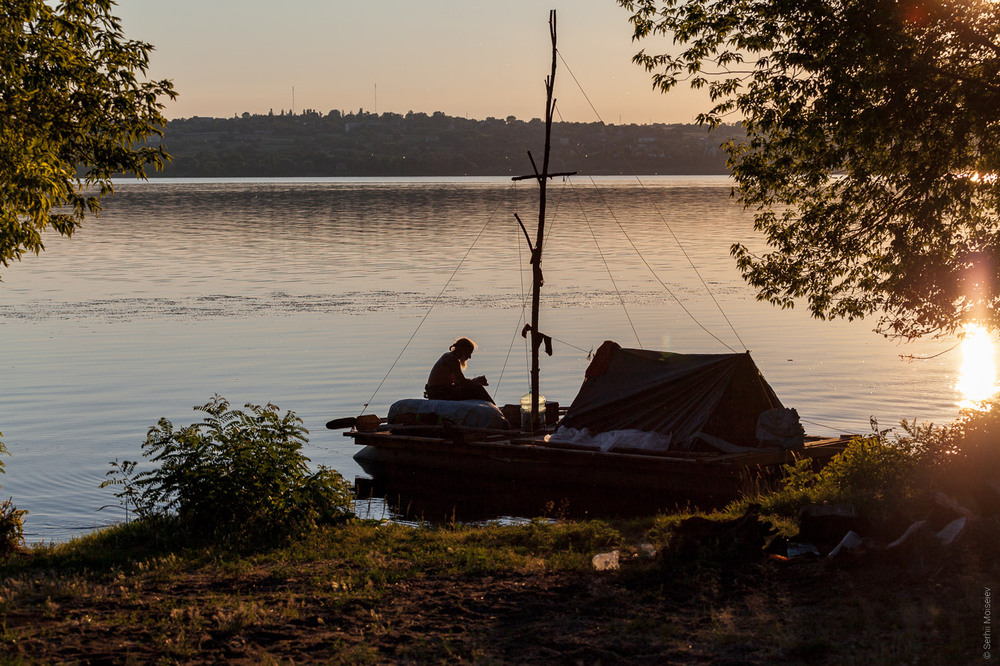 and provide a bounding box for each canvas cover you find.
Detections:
[560,341,783,451]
